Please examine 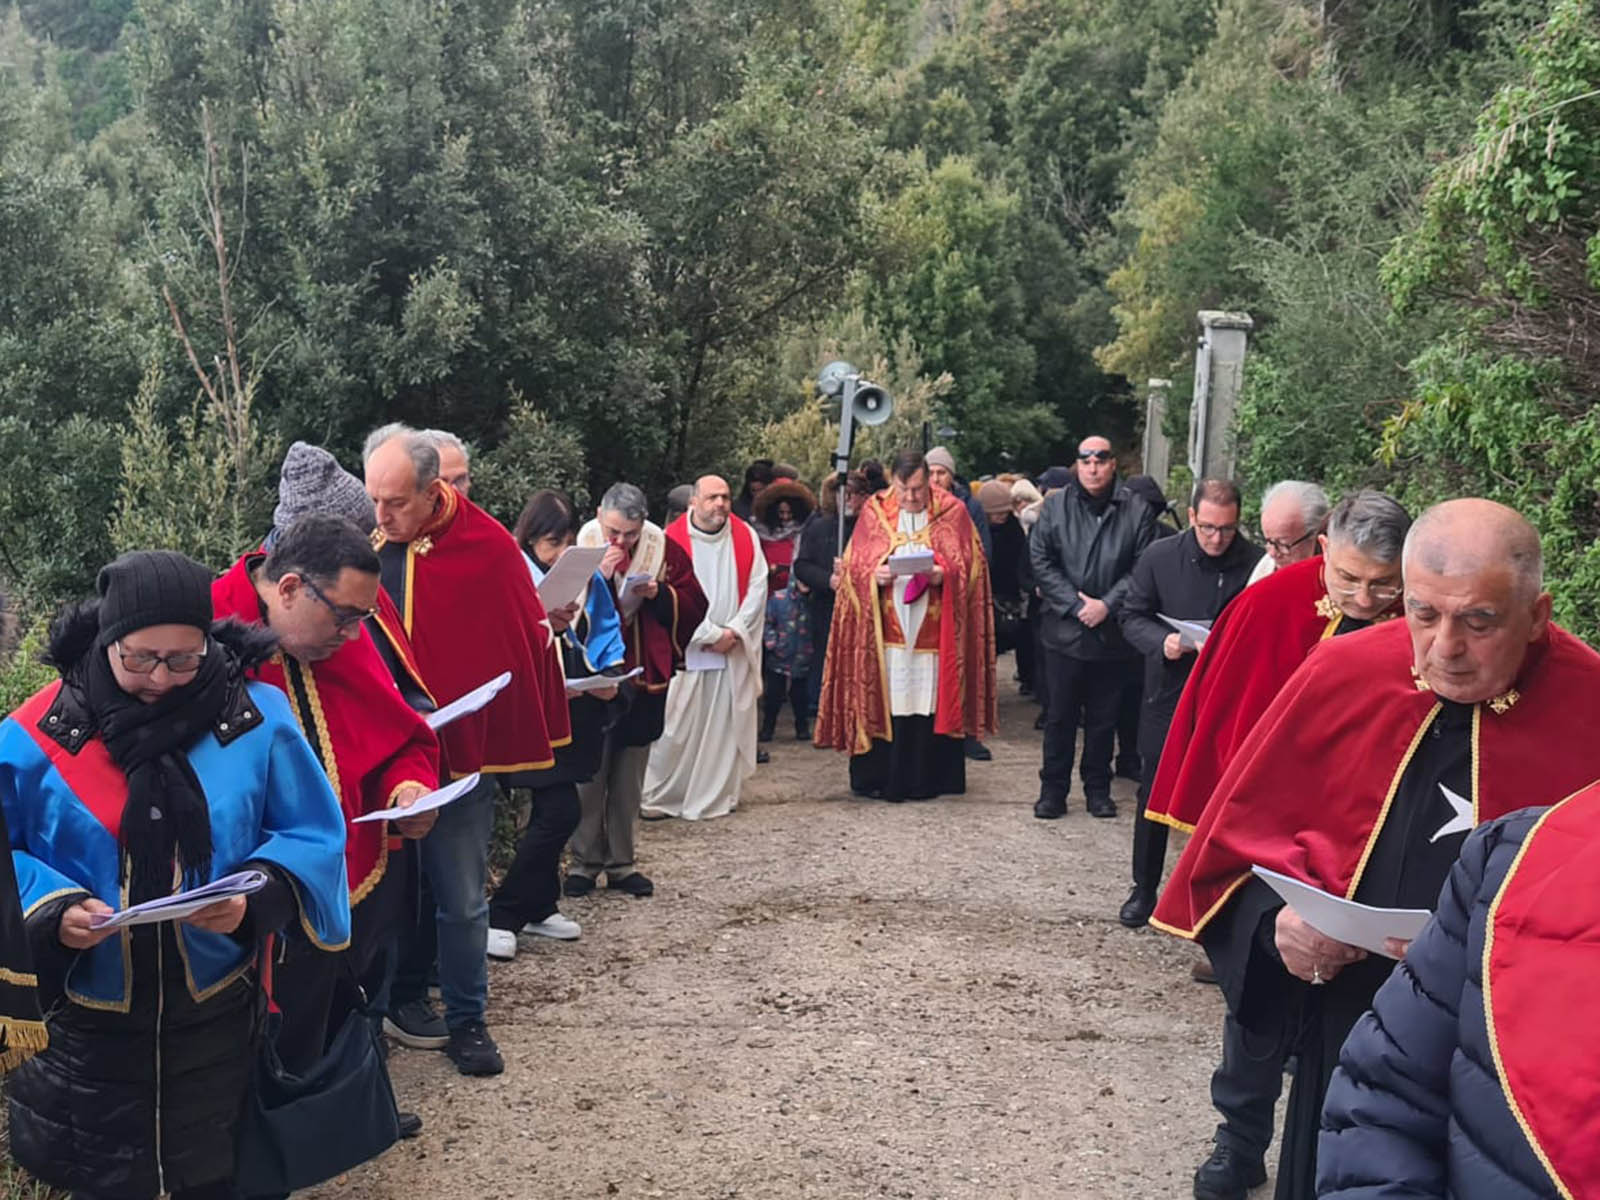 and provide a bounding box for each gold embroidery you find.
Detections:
[1488,689,1520,714]
[413,535,434,557]
[1315,593,1339,620]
